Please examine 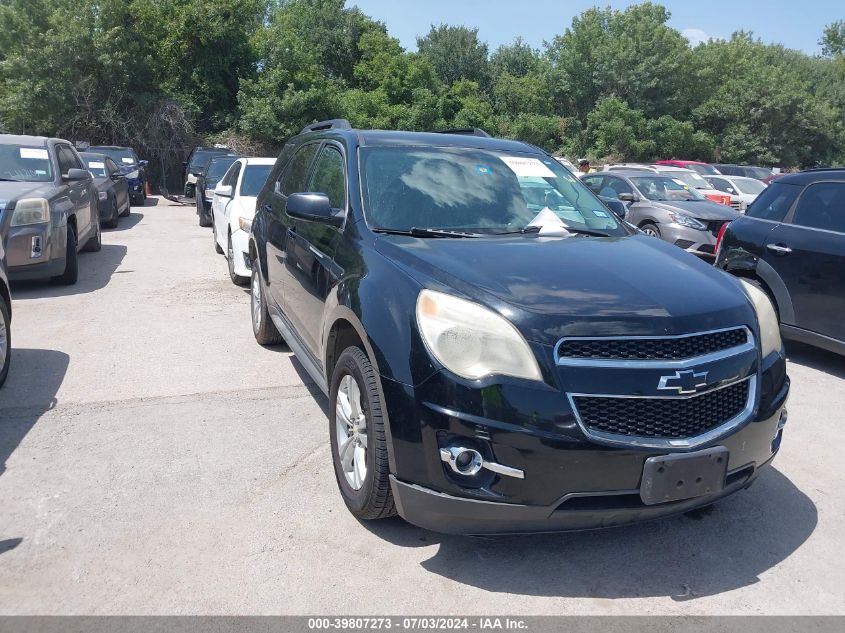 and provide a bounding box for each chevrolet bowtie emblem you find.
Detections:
[658,369,709,394]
